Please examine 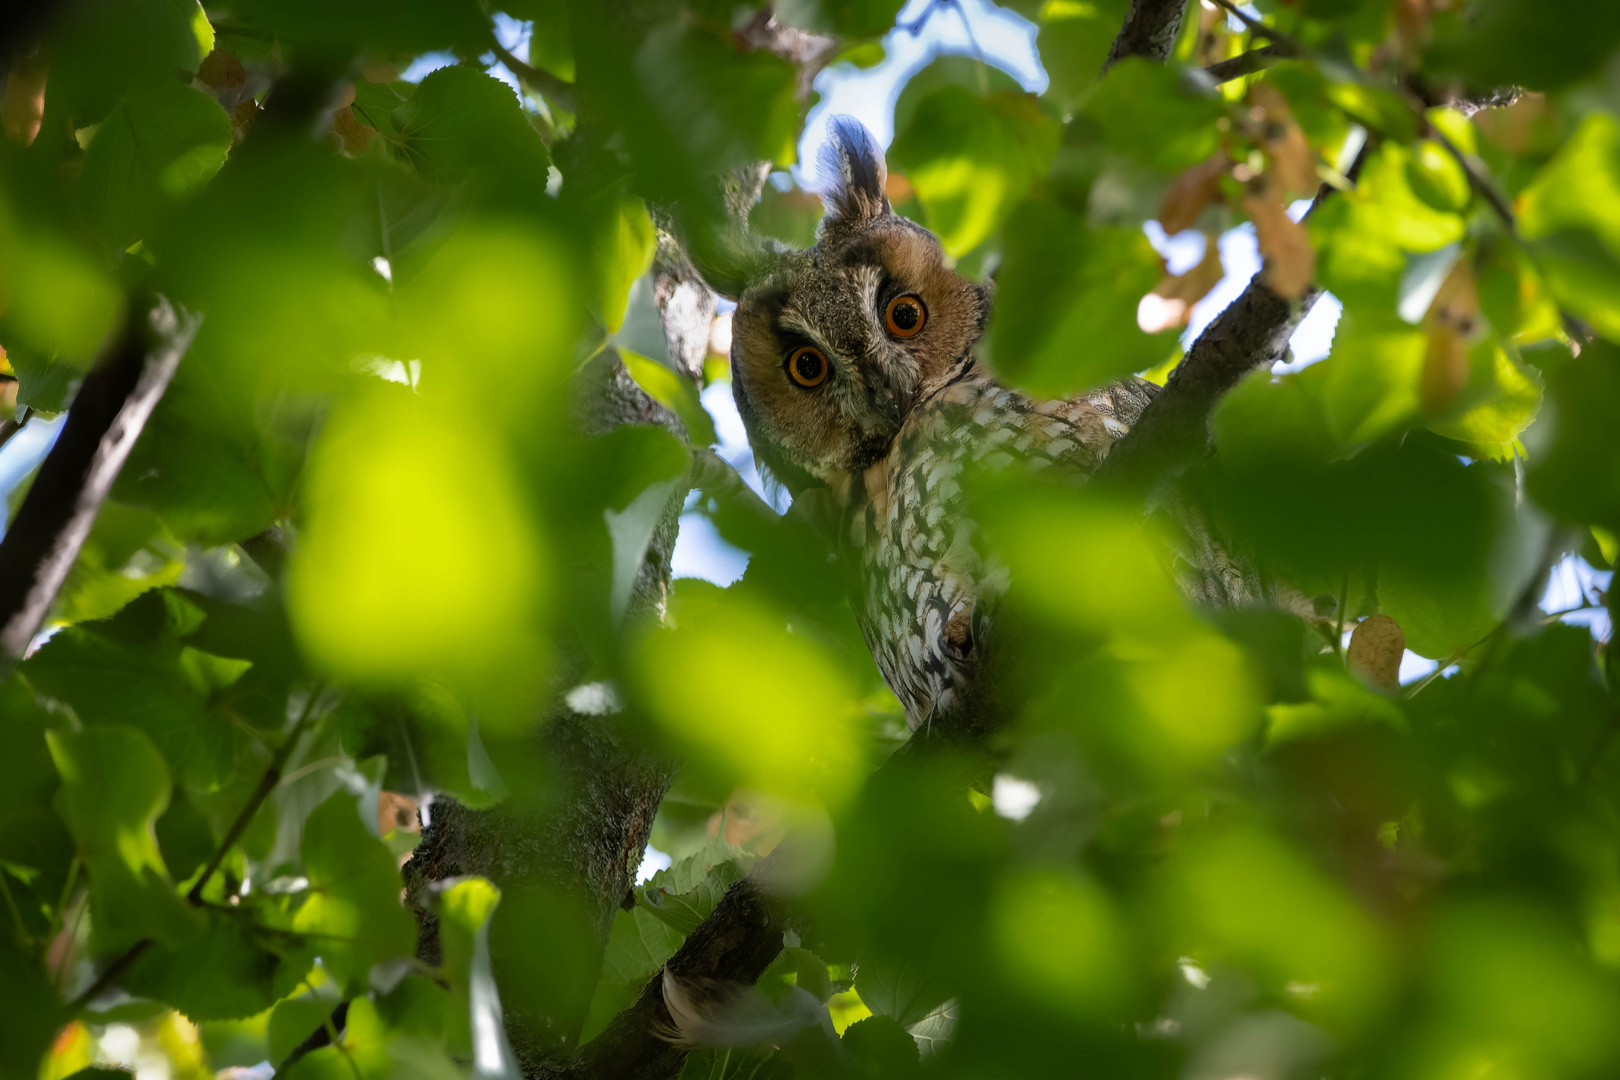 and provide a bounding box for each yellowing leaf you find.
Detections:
[1346,614,1405,694]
